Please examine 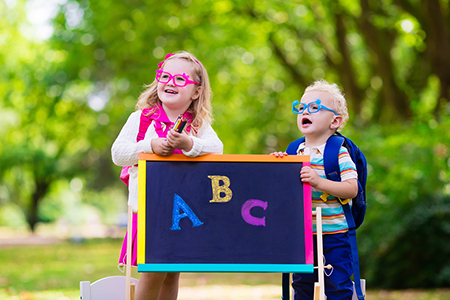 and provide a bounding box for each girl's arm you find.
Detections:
[111,111,154,166]
[182,124,224,157]
[151,138,176,156]
[165,130,193,152]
